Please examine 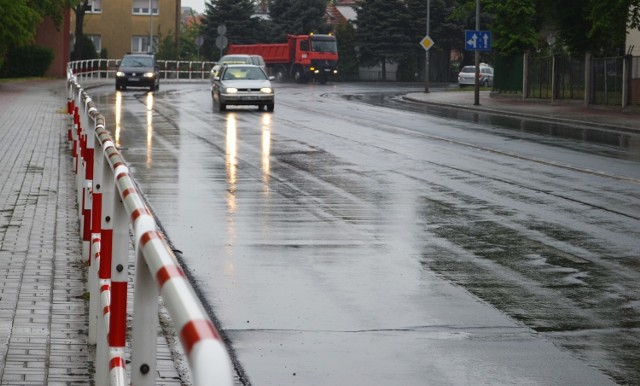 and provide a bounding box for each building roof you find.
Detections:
[326,0,357,26]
